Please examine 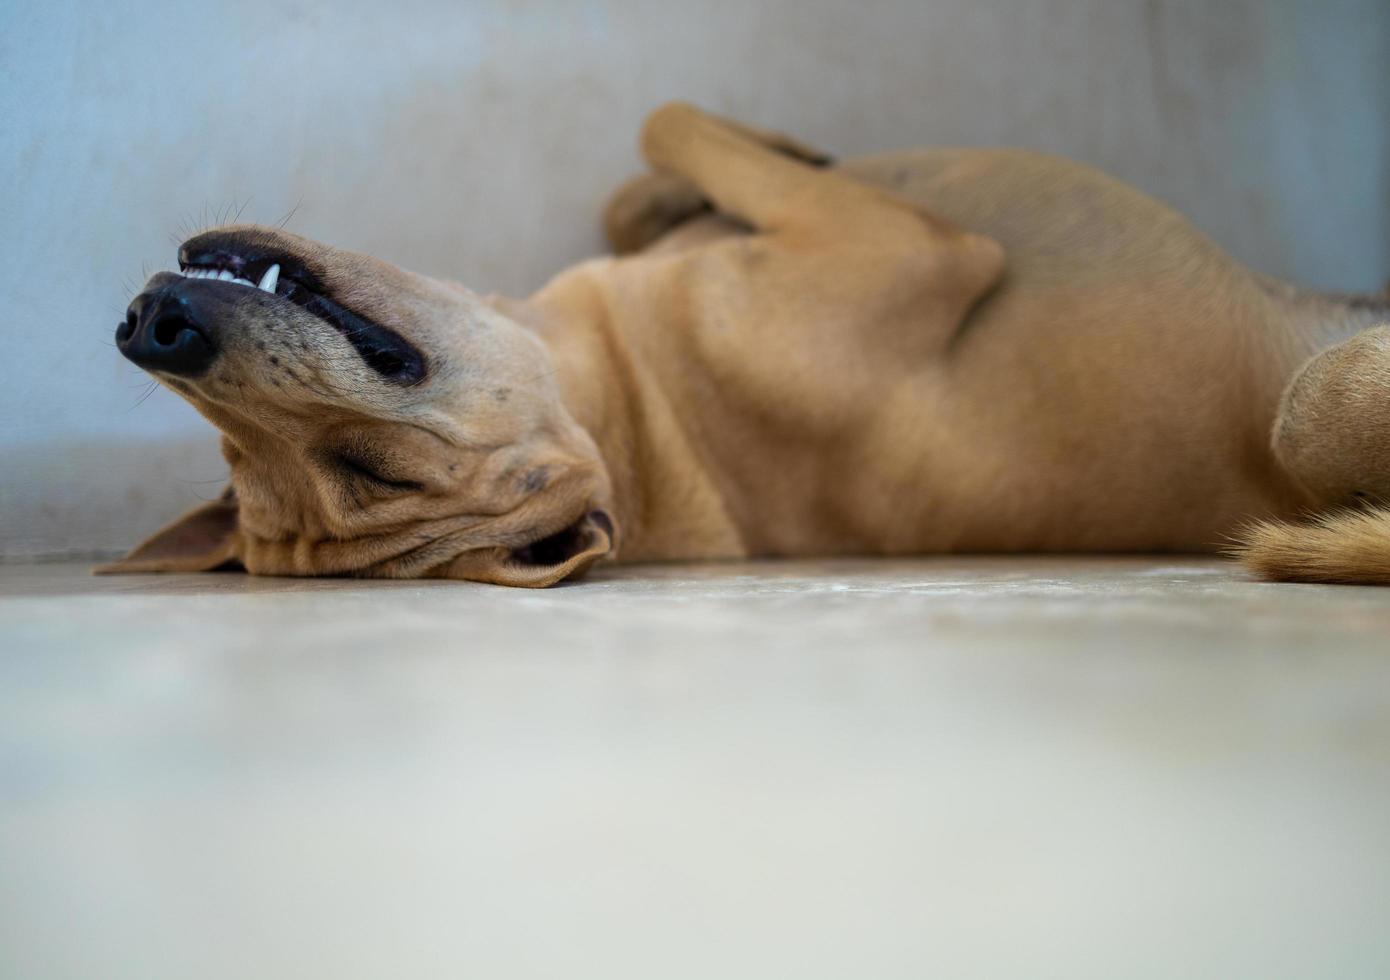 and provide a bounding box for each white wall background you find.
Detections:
[3,0,1387,558]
